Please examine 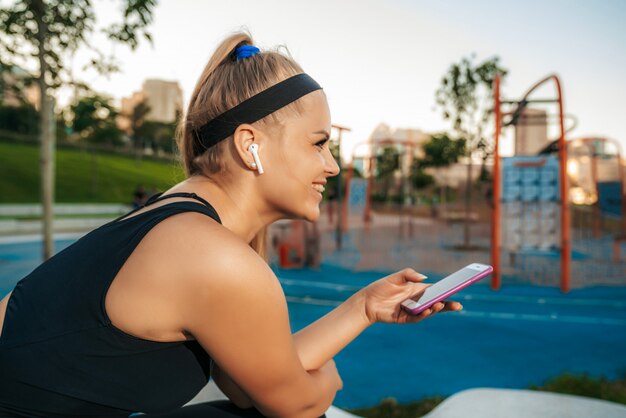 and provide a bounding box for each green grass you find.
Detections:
[348,396,445,418]
[0,142,185,203]
[529,372,626,404]
[348,373,626,418]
